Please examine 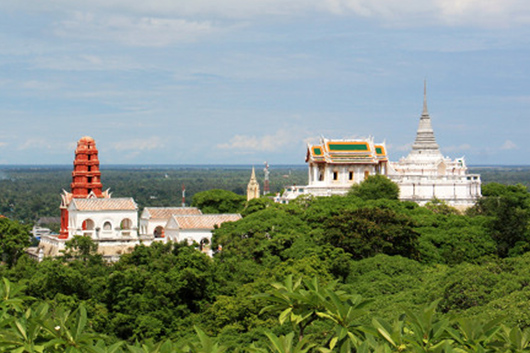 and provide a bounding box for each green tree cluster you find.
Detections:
[2,170,530,350]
